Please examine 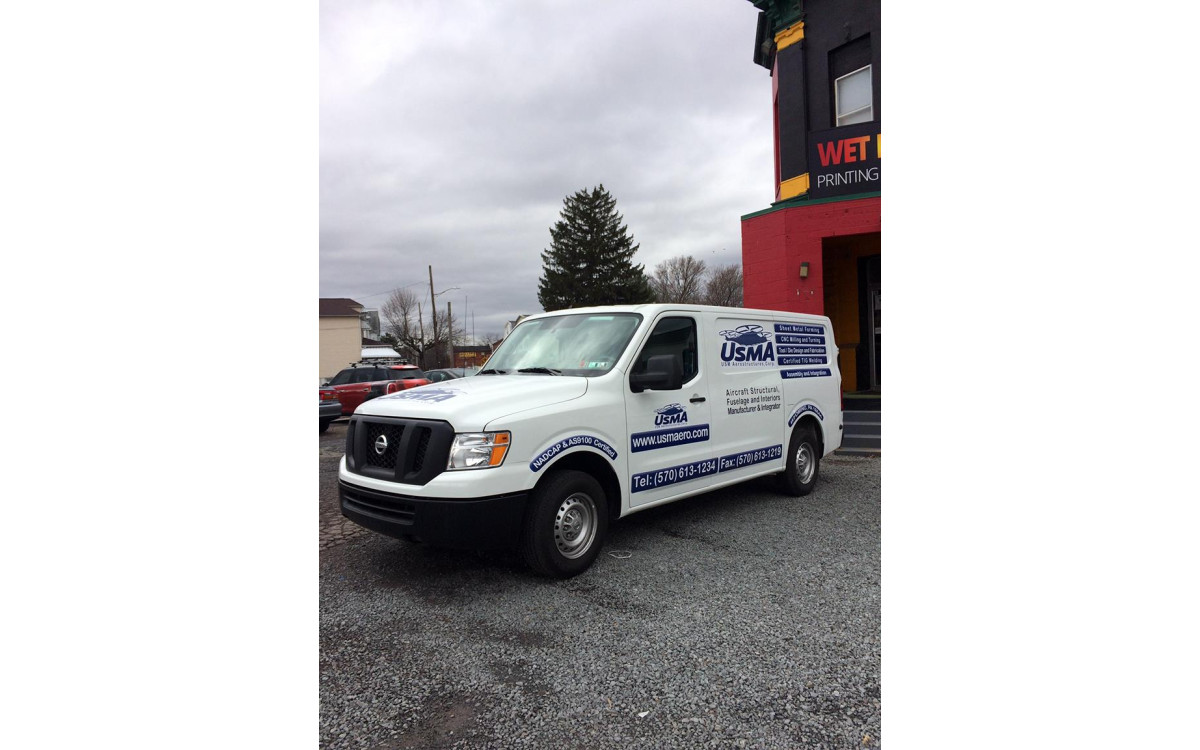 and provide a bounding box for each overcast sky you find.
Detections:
[320,0,774,341]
